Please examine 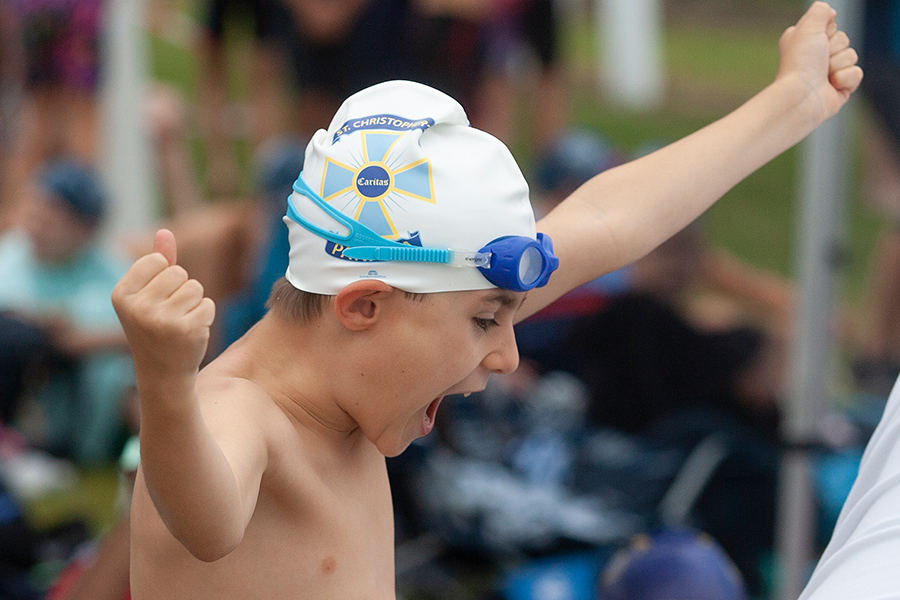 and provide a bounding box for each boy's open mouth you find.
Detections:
[422,397,443,436]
